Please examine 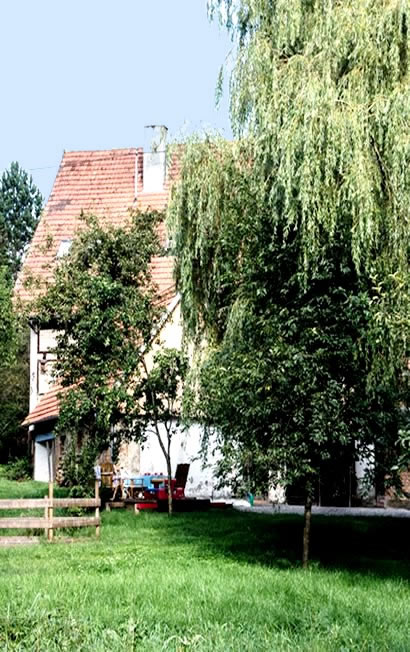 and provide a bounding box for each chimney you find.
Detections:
[143,125,168,193]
